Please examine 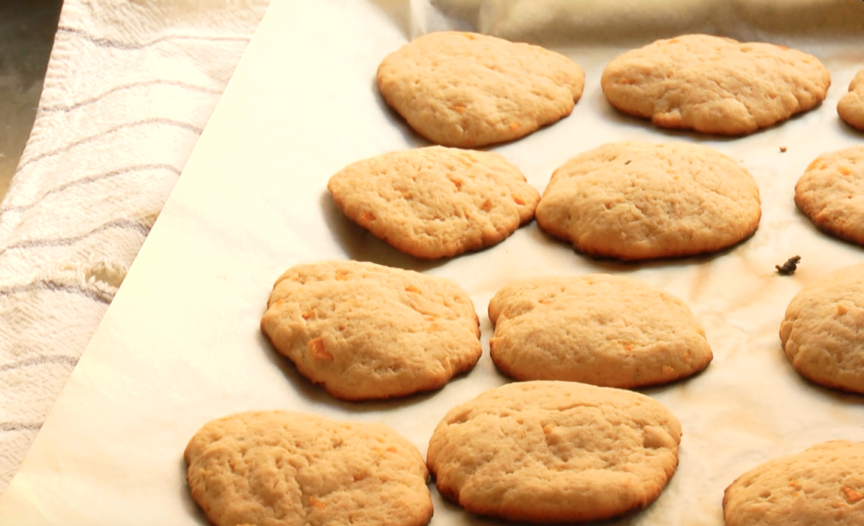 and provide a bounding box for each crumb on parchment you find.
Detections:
[776,256,801,275]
